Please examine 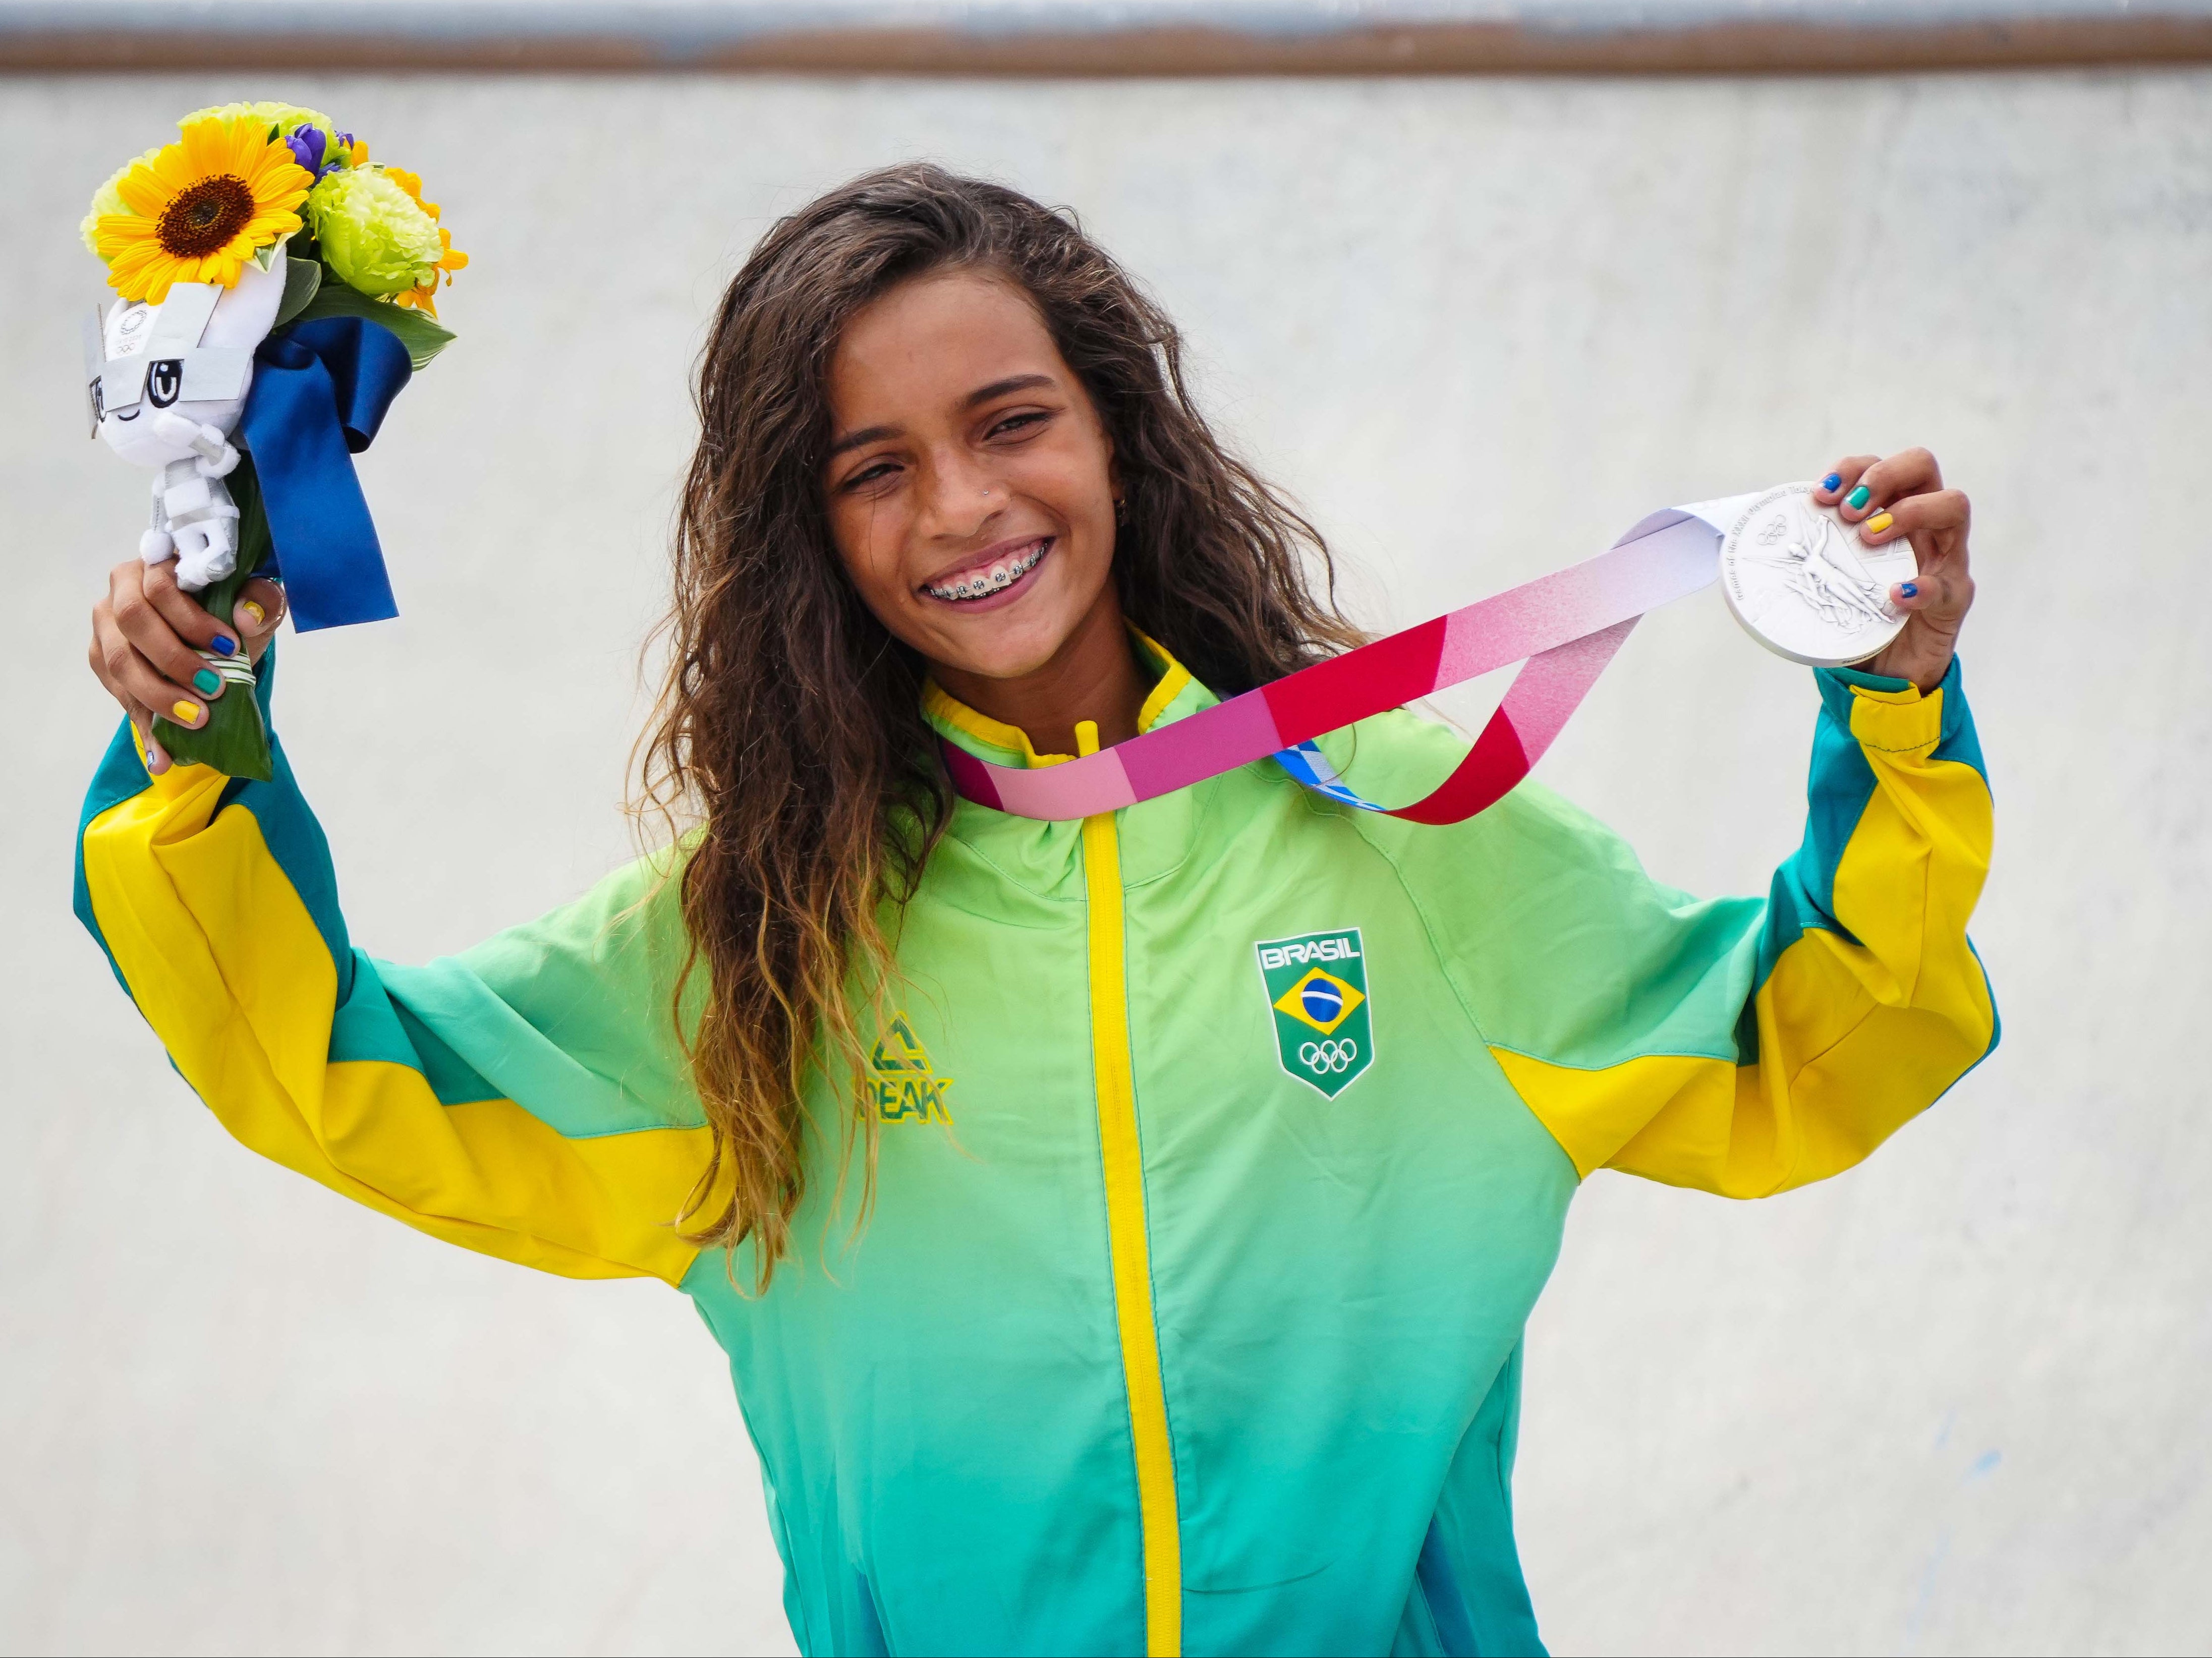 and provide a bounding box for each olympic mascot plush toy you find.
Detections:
[92,251,288,591]
[81,101,464,778]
